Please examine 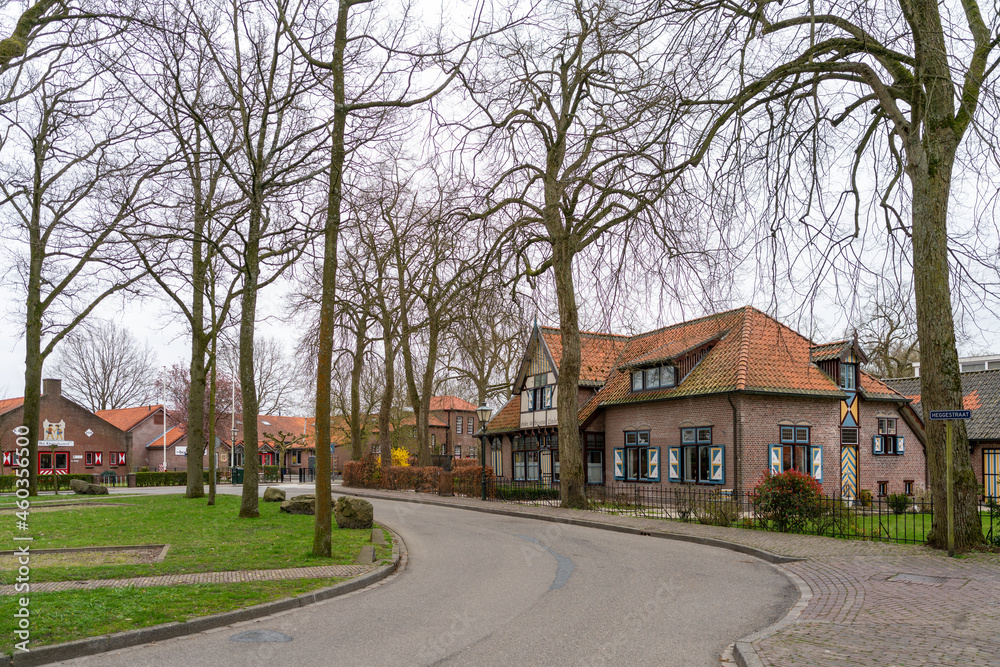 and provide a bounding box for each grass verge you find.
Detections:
[0,494,391,583]
[0,578,342,652]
